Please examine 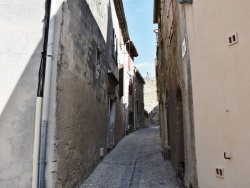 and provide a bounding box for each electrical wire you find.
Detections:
[37,0,51,97]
